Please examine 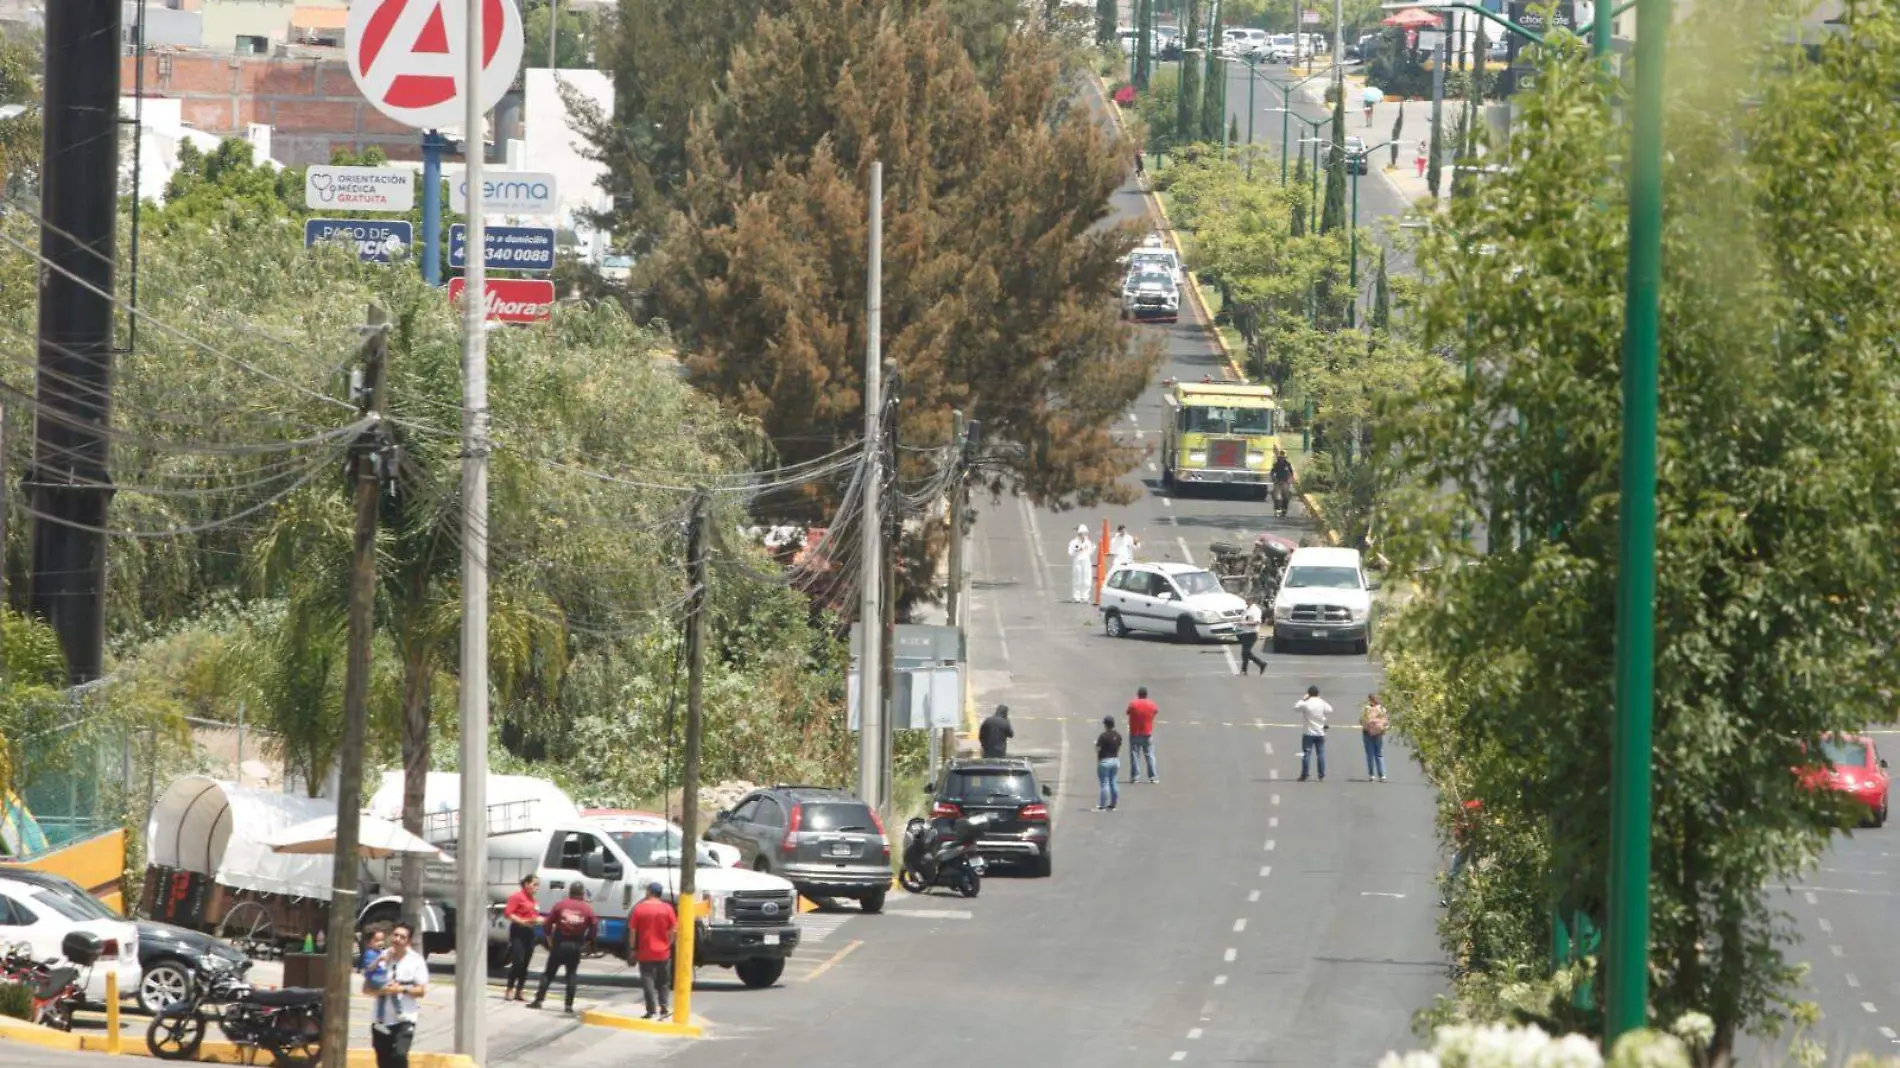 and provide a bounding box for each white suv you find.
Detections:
[1100,562,1248,642]
[1270,546,1376,654]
